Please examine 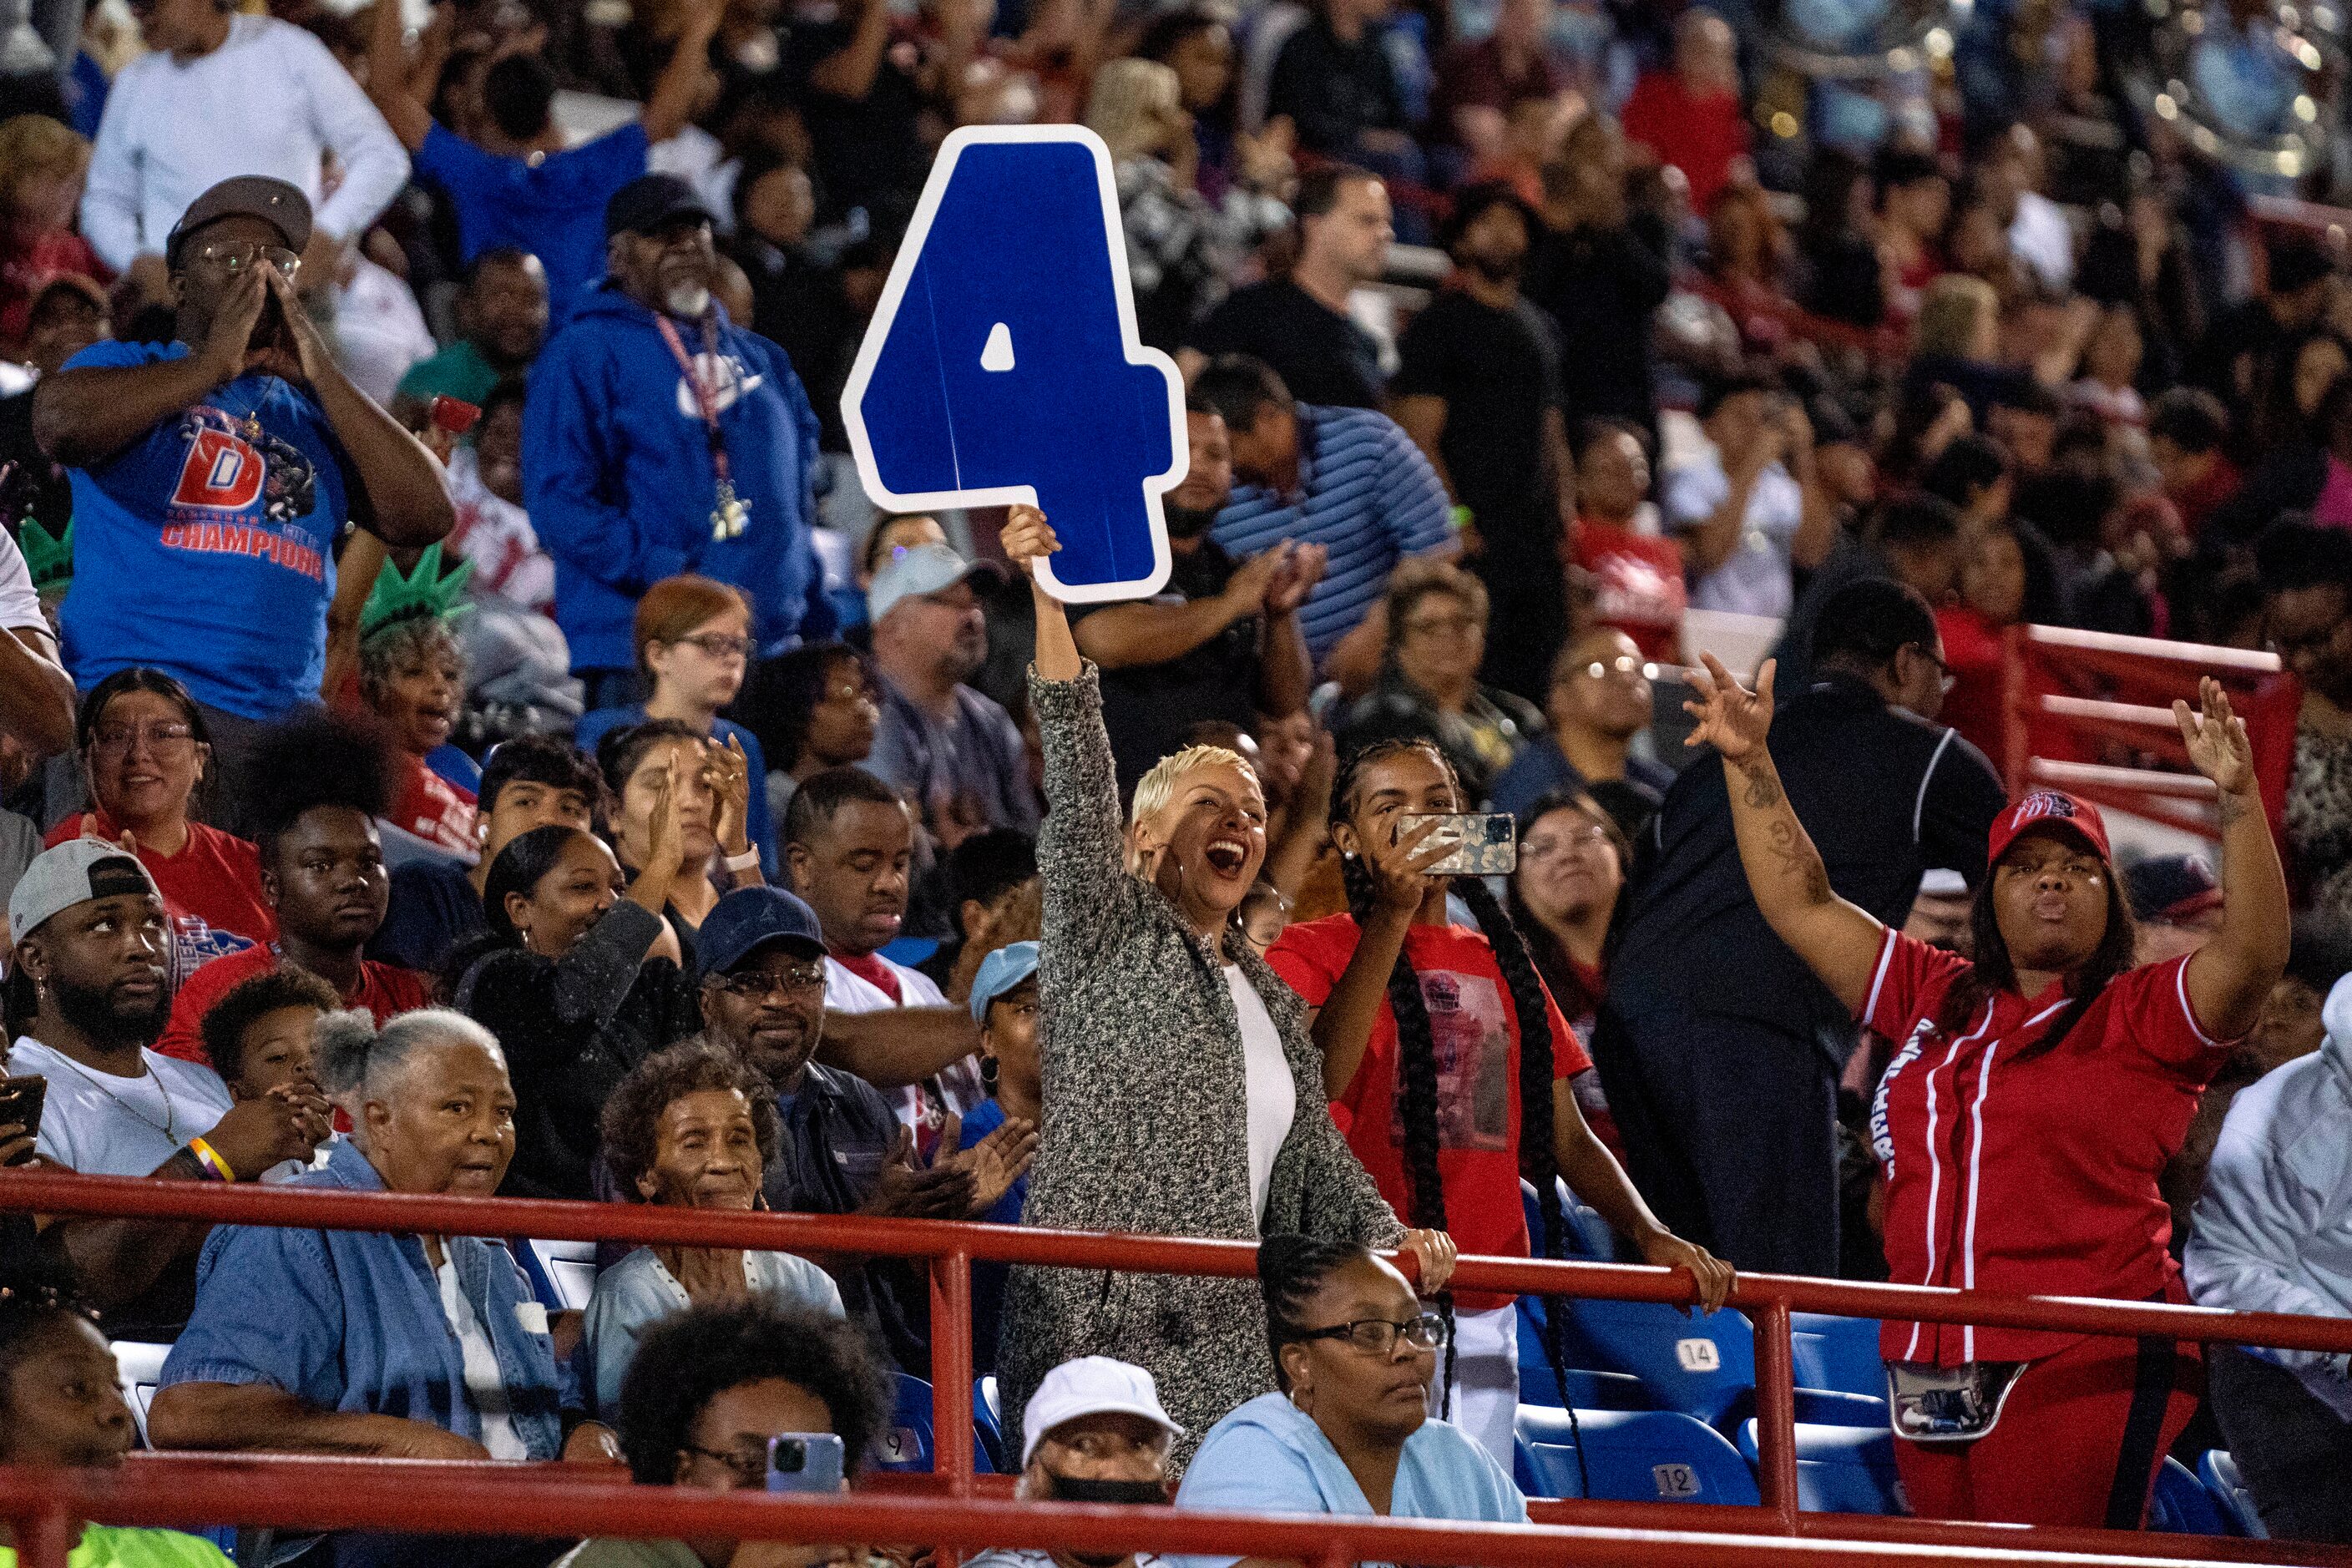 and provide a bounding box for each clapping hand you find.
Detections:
[1264,542,1328,615]
[938,1112,1038,1216]
[1682,653,1776,763]
[2175,675,2254,798]
[860,1126,975,1220]
[705,733,756,861]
